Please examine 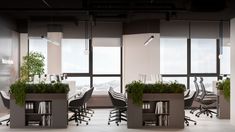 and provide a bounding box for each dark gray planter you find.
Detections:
[217,90,230,119]
[127,93,184,129]
[10,93,67,128]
